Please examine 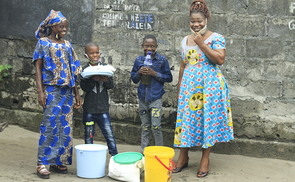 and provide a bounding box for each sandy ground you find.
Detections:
[1,125,295,182]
